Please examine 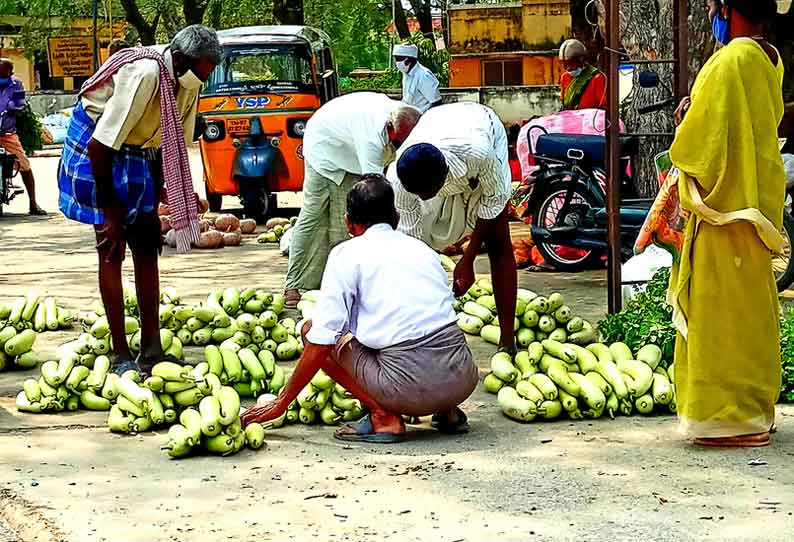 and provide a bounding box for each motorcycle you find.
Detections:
[526,116,794,292]
[0,145,22,217]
